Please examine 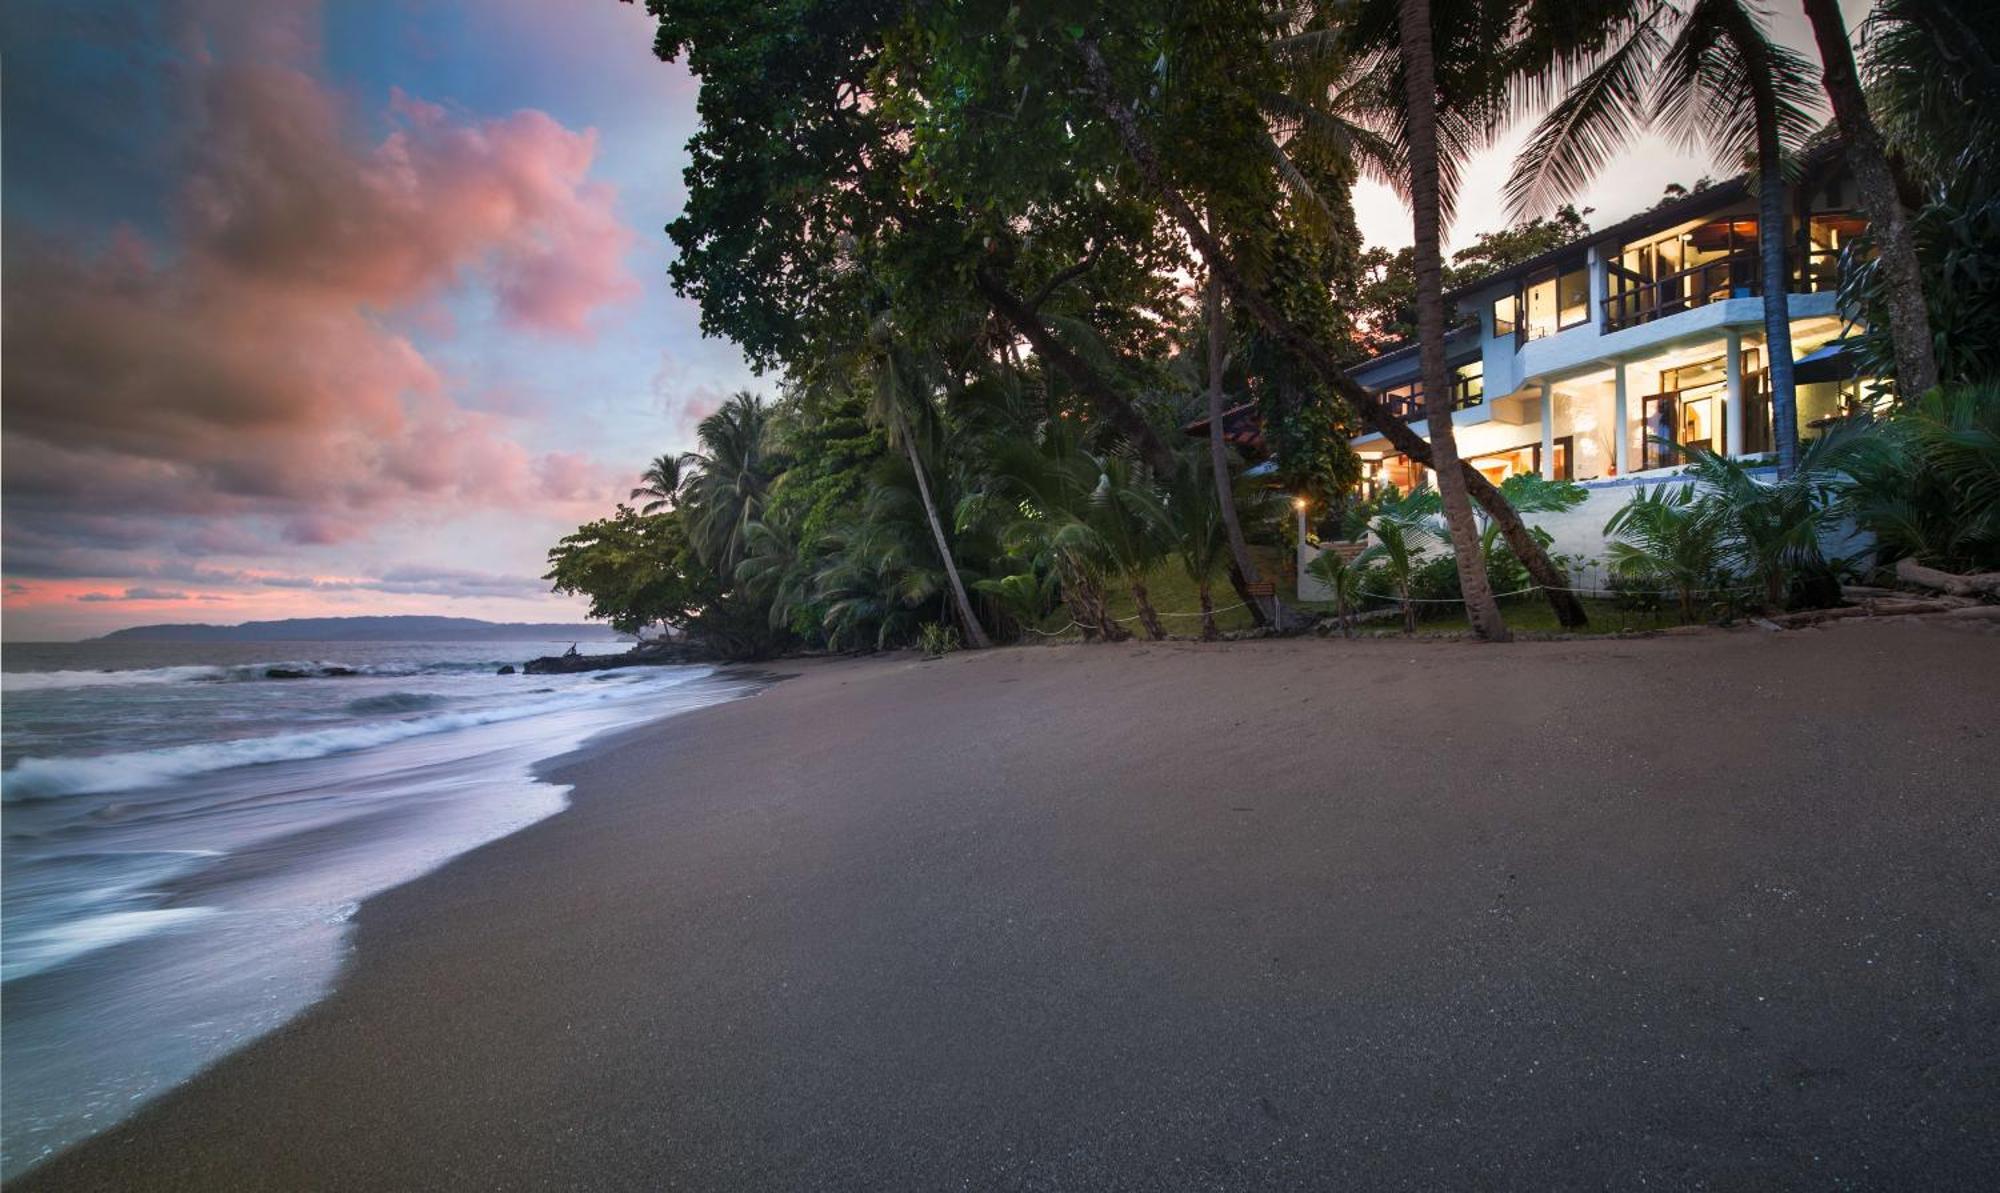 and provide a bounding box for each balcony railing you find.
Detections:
[1604,247,1848,333]
[1378,379,1484,422]
[1604,253,1760,332]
